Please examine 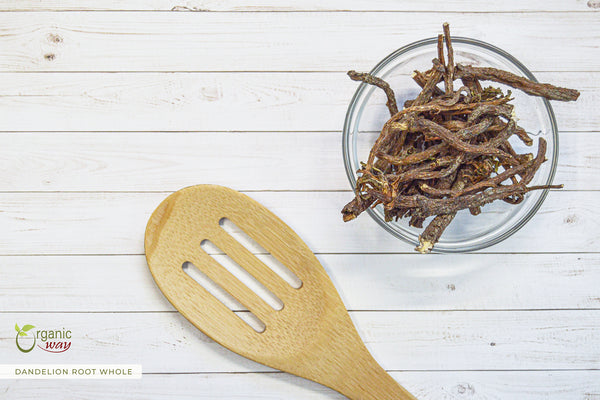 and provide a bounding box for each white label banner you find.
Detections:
[0,364,142,379]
